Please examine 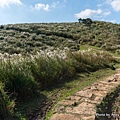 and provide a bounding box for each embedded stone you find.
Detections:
[75,90,93,98]
[58,100,75,106]
[82,115,95,120]
[50,113,80,120]
[66,96,81,102]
